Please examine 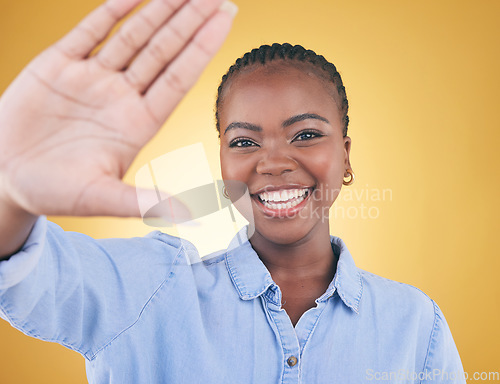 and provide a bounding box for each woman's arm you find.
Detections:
[0,0,237,259]
[0,217,186,359]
